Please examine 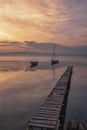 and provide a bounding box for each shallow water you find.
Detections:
[0,56,87,130]
[65,65,87,128]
